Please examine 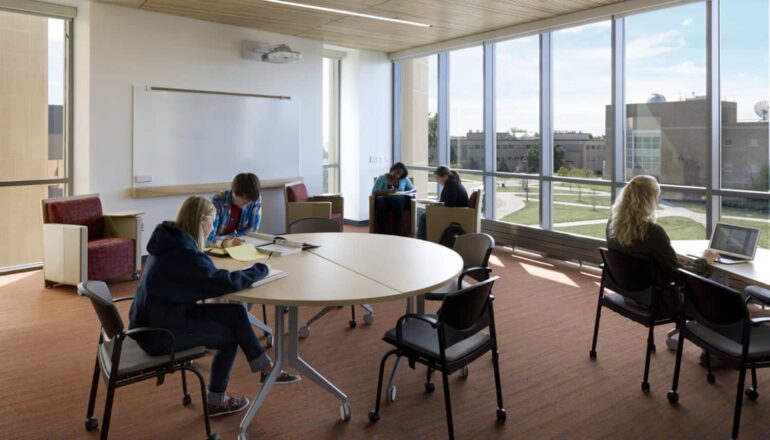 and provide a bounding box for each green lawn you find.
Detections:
[555,216,707,240]
[501,201,610,226]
